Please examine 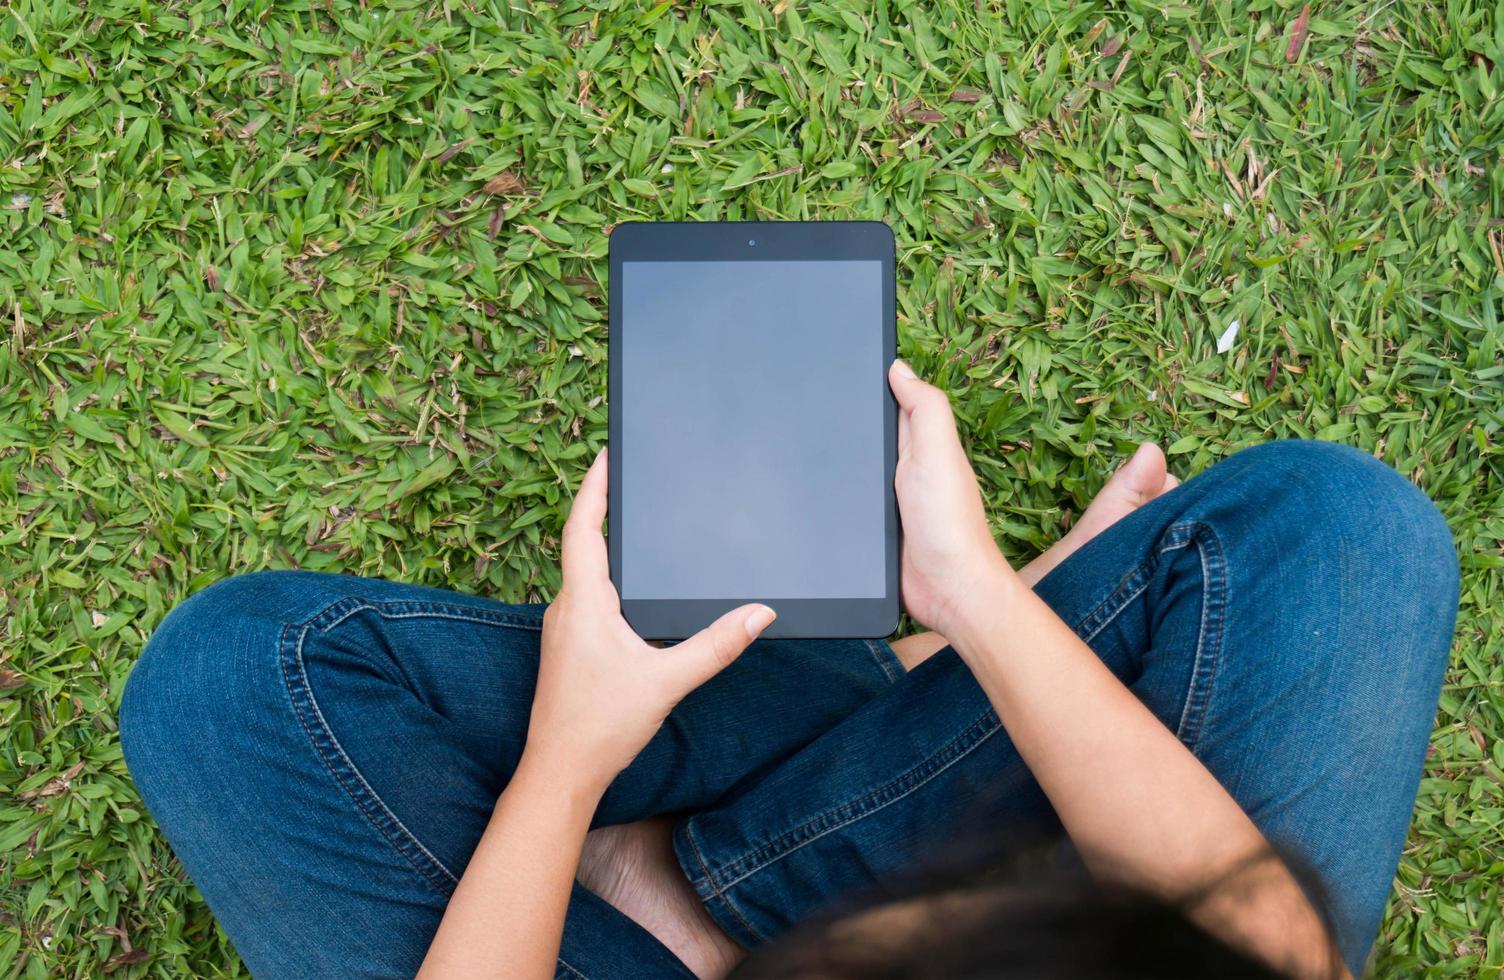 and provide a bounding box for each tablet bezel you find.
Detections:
[607,221,900,640]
